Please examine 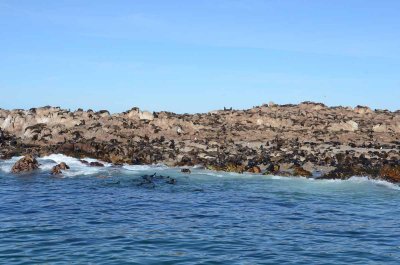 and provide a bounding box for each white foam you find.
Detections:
[122,164,168,171]
[292,175,400,191]
[201,172,224,178]
[38,154,111,177]
[201,171,400,191]
[0,156,24,173]
[347,176,400,191]
[1,155,400,190]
